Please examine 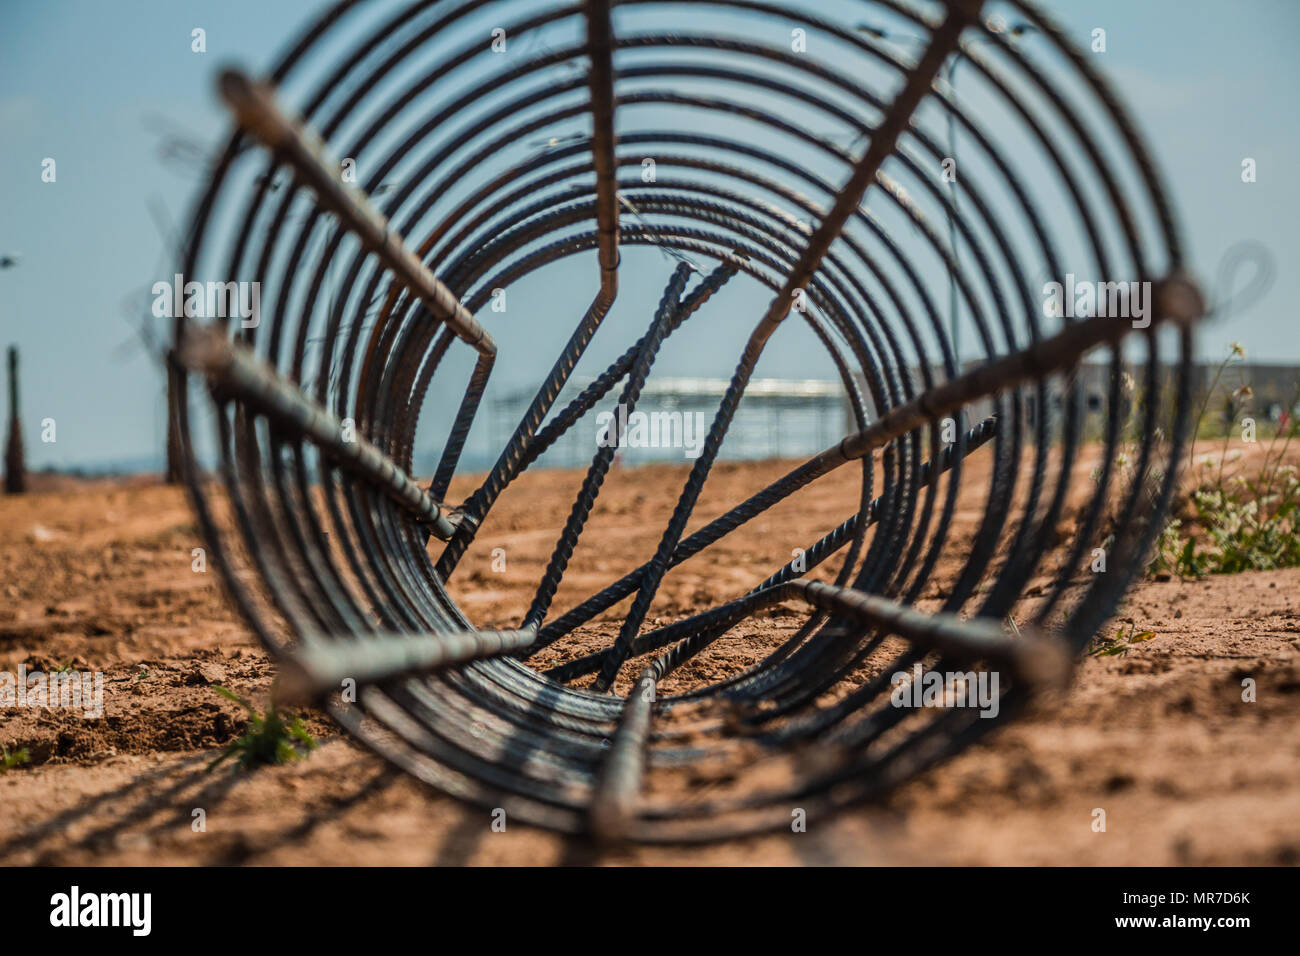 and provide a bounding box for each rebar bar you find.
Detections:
[173,0,1201,842]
